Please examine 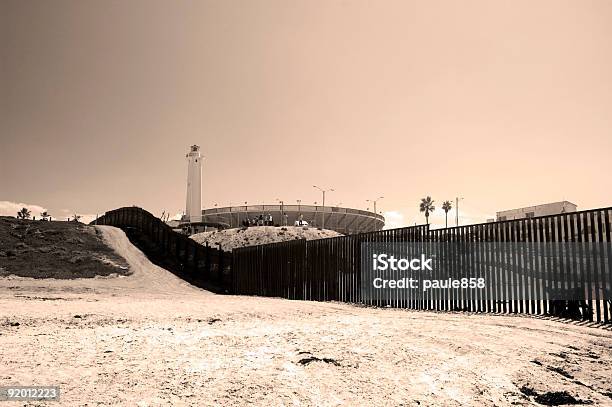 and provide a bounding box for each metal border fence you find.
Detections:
[94,207,232,292]
[93,205,612,323]
[233,207,612,323]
